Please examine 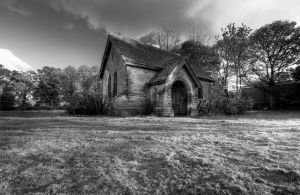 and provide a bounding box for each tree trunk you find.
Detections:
[22,93,26,110]
[268,86,276,109]
[239,74,242,97]
[236,70,239,95]
[238,66,242,97]
[223,66,229,97]
[269,95,275,109]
